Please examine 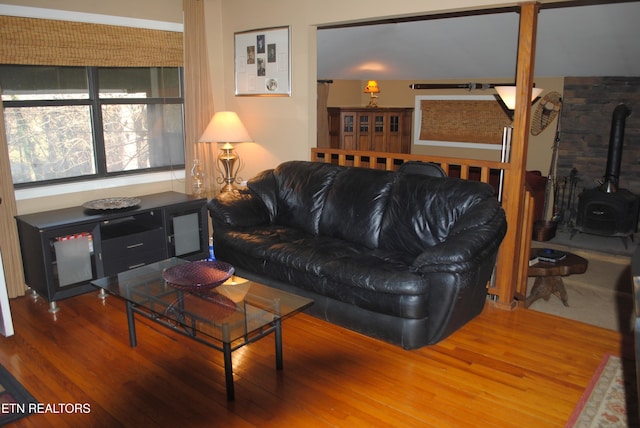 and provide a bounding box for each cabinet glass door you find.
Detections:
[374,115,384,132]
[165,202,208,260]
[340,113,357,151]
[359,115,369,132]
[47,224,102,294]
[372,114,386,151]
[389,115,400,133]
[343,115,353,132]
[357,113,372,151]
[387,114,403,153]
[173,212,201,256]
